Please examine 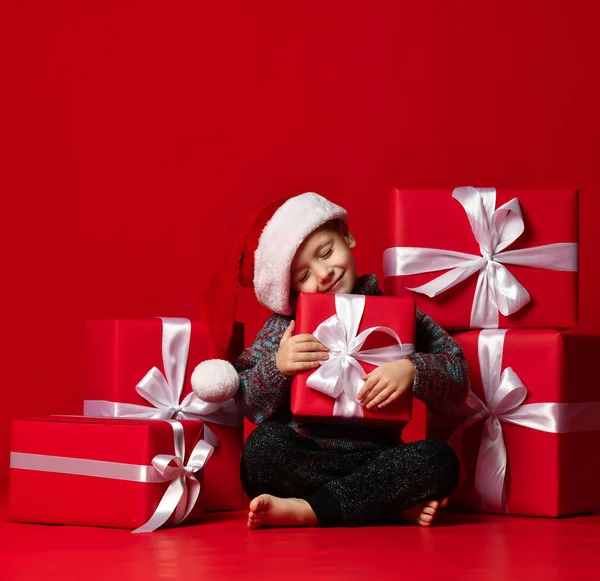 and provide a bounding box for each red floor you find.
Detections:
[2,495,600,581]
